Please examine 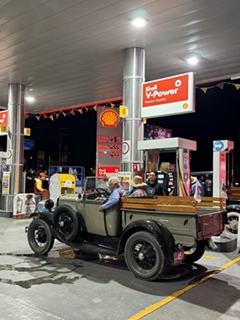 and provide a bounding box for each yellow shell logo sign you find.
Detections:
[100,110,119,127]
